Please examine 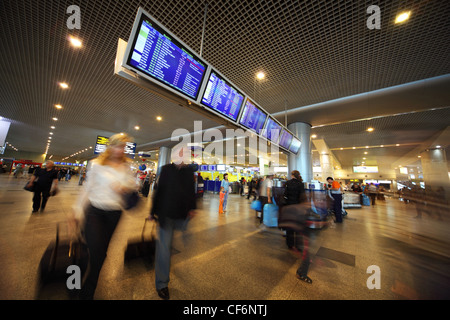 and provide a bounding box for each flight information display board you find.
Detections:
[239,99,267,133]
[201,71,244,122]
[124,9,208,101]
[279,129,293,150]
[94,136,136,159]
[289,137,301,154]
[94,136,109,154]
[262,117,282,143]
